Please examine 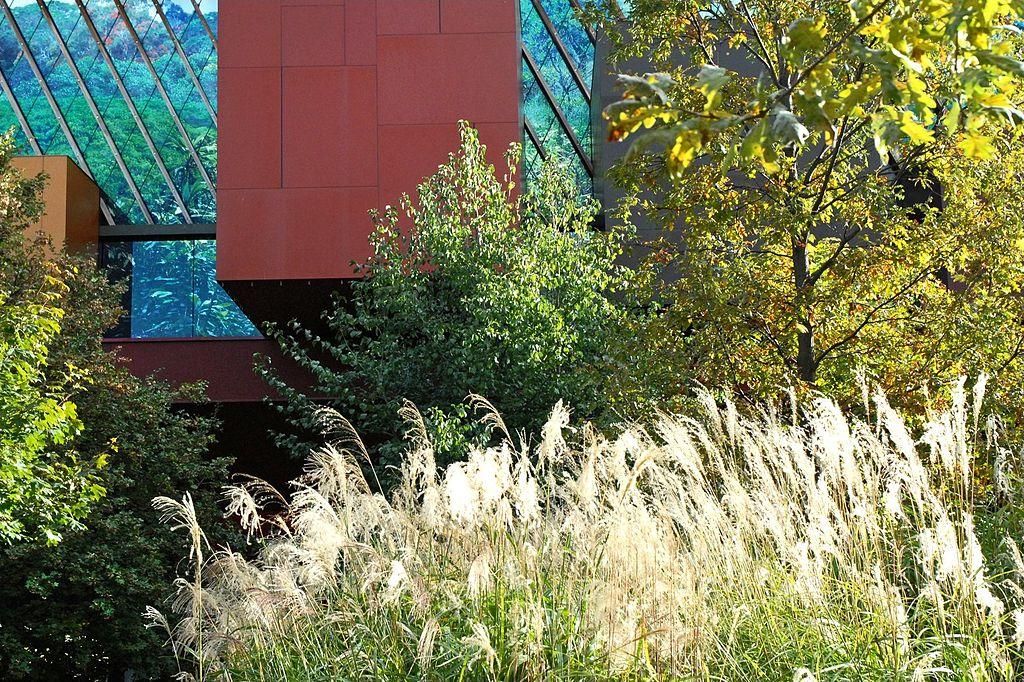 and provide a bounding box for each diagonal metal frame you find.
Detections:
[0,1,115,224]
[0,59,41,154]
[111,0,216,200]
[152,0,217,126]
[73,0,192,224]
[524,117,548,162]
[523,45,594,176]
[35,0,155,224]
[529,0,591,103]
[190,0,217,52]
